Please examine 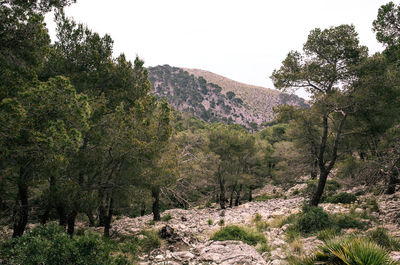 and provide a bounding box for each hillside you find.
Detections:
[183,68,309,118]
[148,65,308,129]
